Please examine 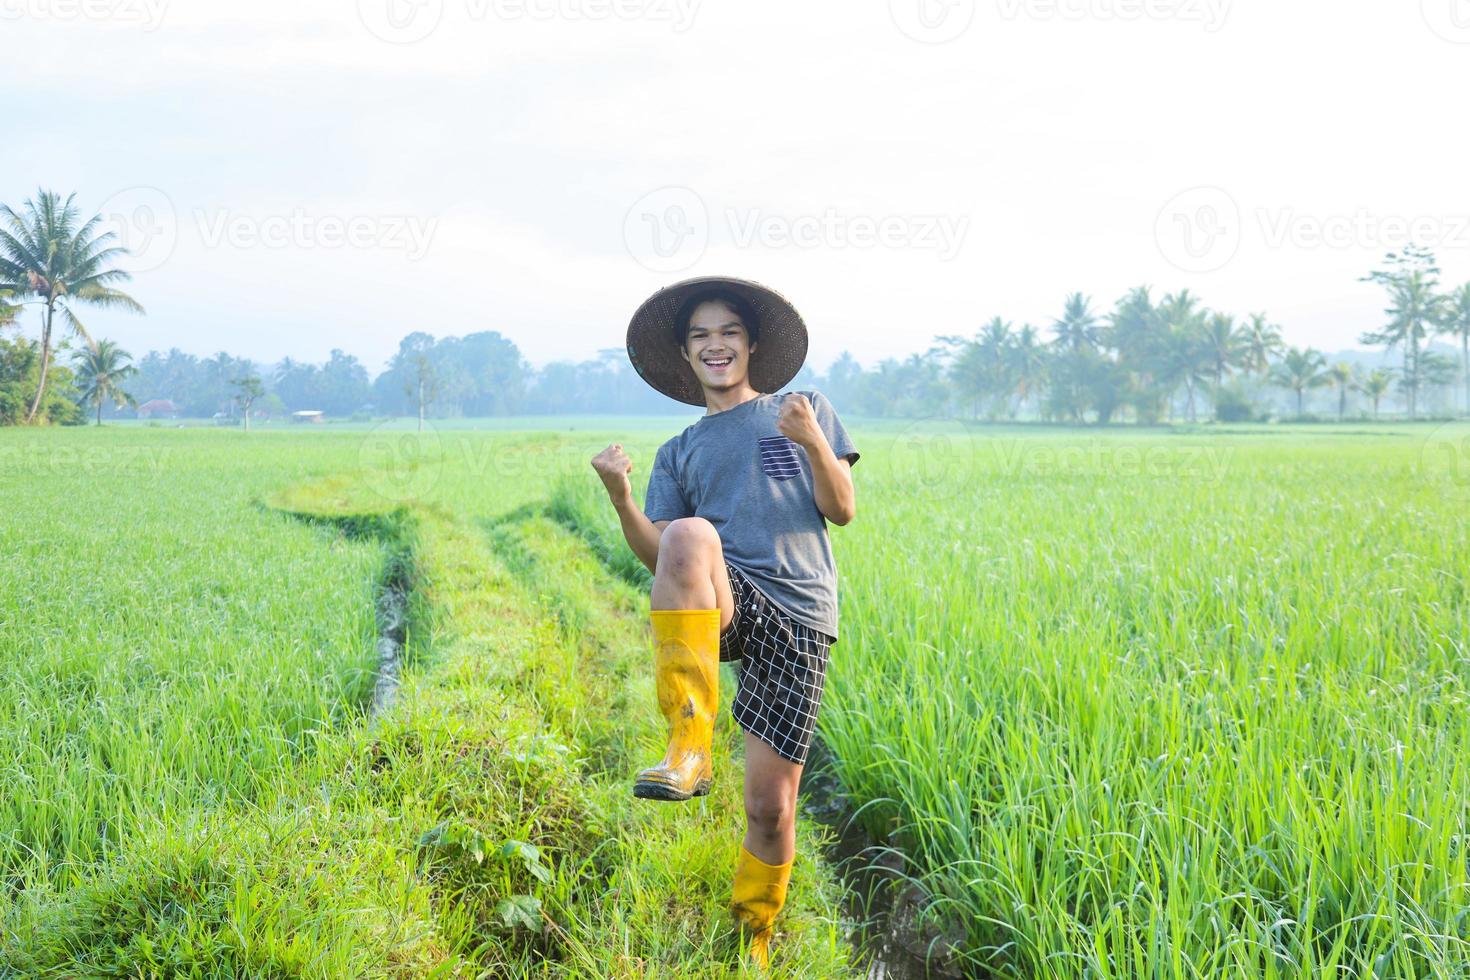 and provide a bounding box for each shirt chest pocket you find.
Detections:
[758,435,803,481]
